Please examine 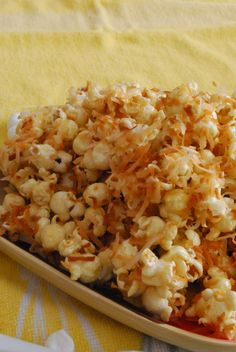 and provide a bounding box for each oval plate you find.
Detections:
[0,237,236,352]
